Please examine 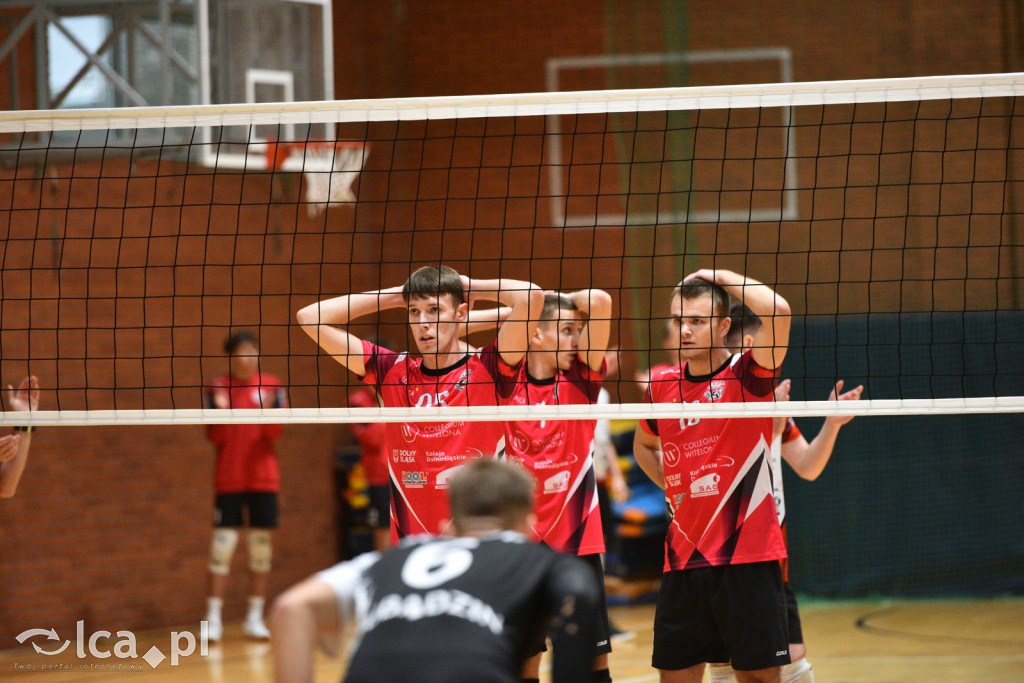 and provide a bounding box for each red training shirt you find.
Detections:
[205,372,286,493]
[642,351,786,571]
